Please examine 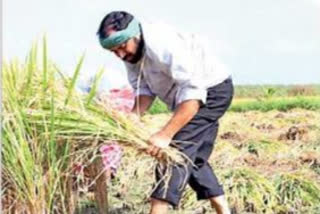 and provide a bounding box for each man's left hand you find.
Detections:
[146,131,172,160]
